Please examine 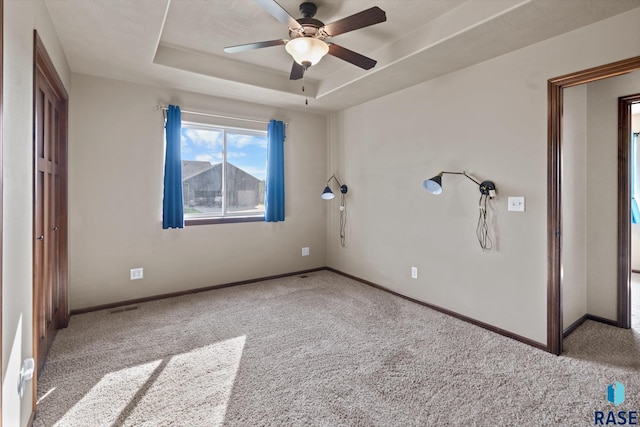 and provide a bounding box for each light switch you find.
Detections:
[508,197,525,212]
